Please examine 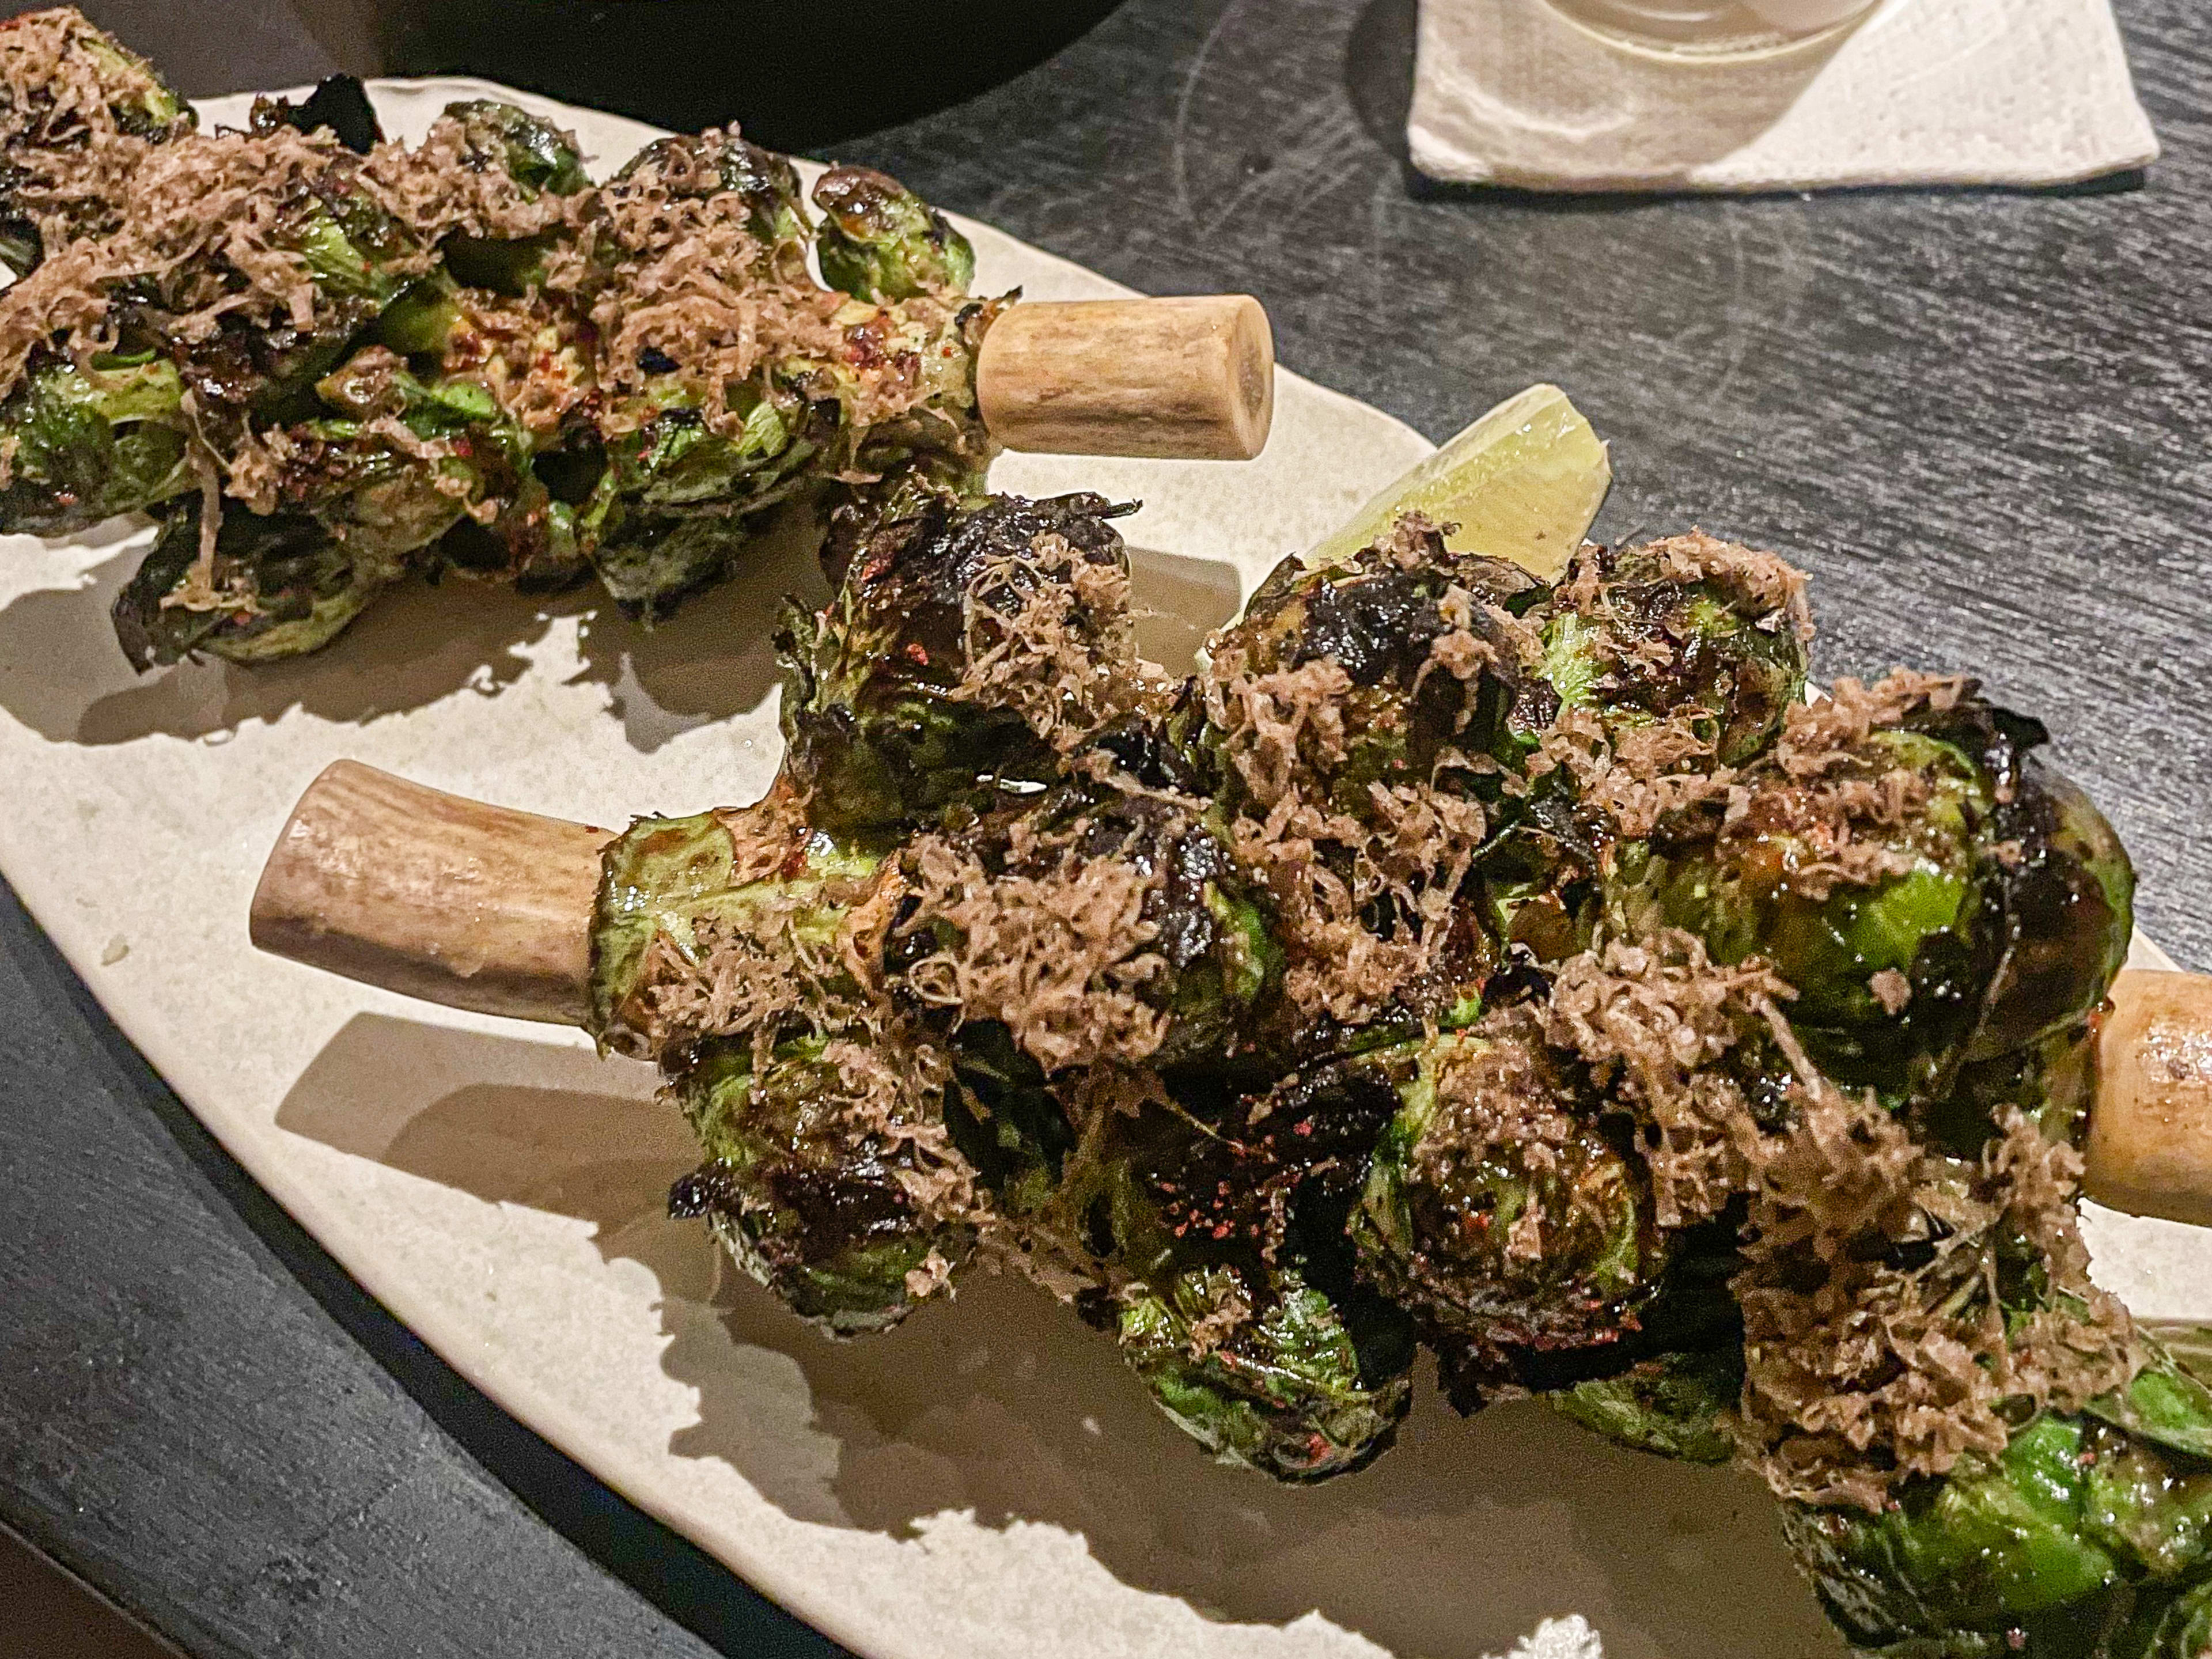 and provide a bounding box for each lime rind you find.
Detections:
[1306,383,1612,580]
